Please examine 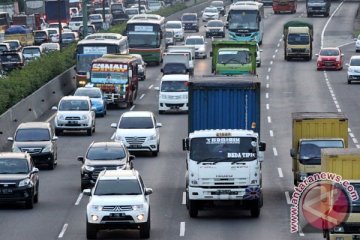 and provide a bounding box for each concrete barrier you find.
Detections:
[0,67,76,150]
